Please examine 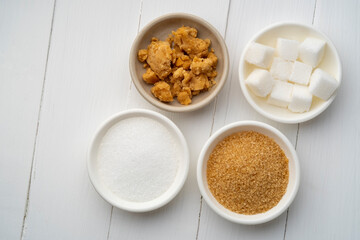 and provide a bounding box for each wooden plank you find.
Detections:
[5,0,358,239]
[108,0,230,239]
[20,0,142,239]
[285,0,360,239]
[197,0,316,239]
[0,0,54,239]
